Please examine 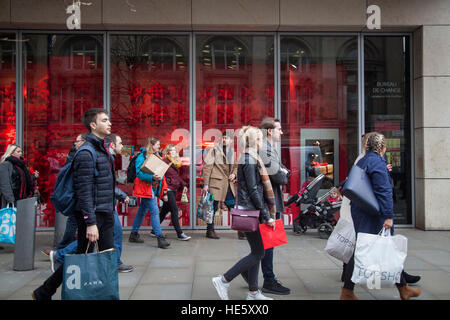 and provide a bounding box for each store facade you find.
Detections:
[0,0,449,230]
